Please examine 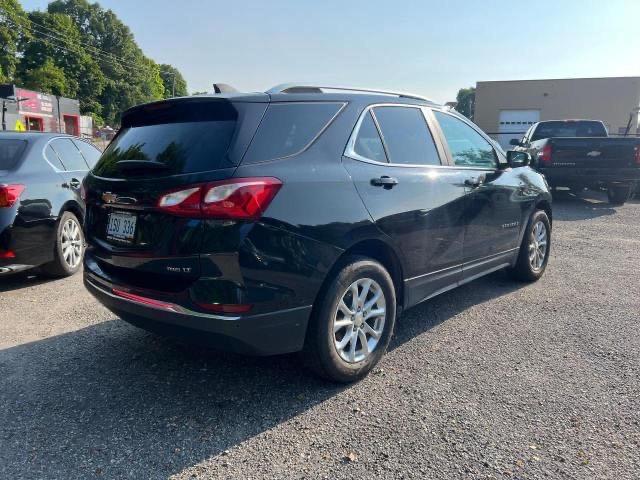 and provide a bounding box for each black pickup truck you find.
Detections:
[511,120,640,204]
